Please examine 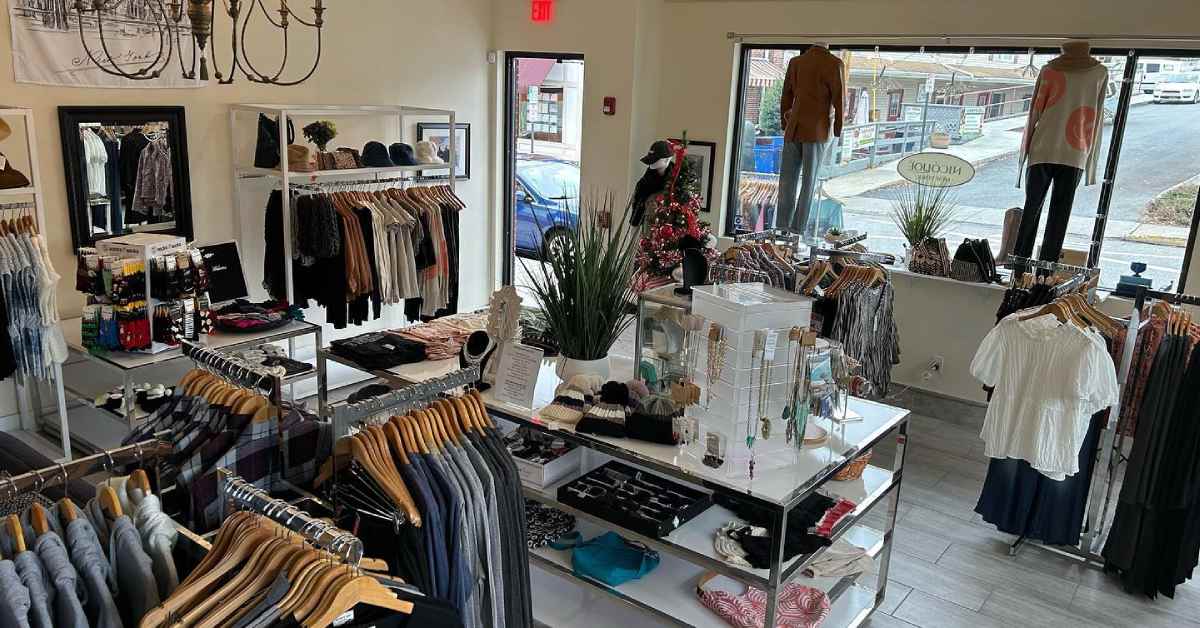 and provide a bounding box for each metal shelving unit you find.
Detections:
[52,319,323,452]
[482,362,909,628]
